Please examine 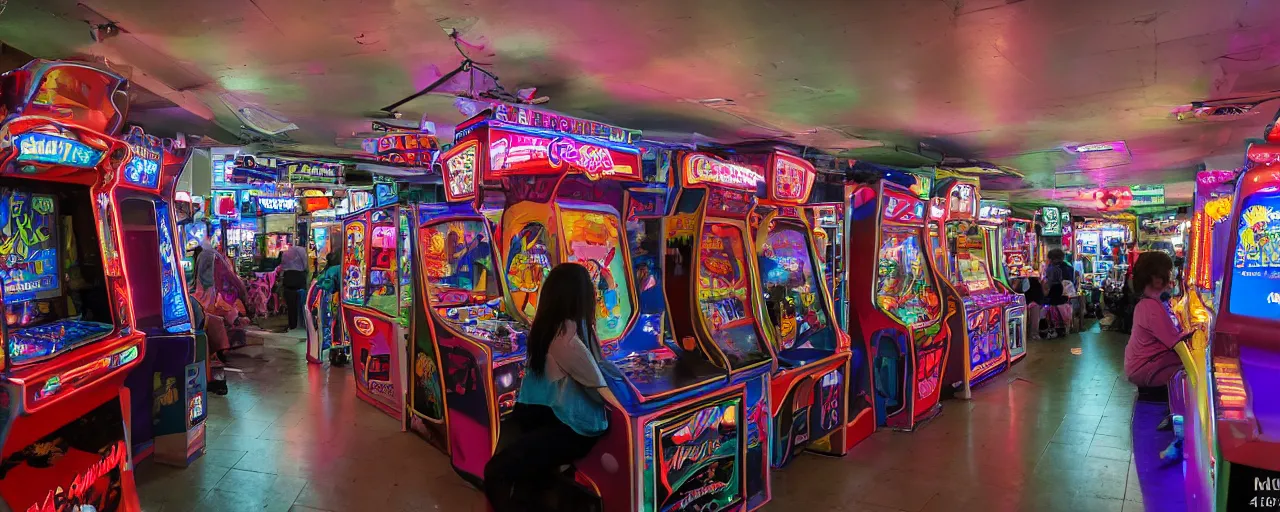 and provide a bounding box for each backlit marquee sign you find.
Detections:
[123,126,162,188]
[13,132,103,167]
[948,183,977,217]
[684,153,763,191]
[443,140,478,201]
[371,132,439,168]
[212,190,238,219]
[347,189,372,213]
[256,196,297,214]
[1040,206,1066,236]
[492,103,640,144]
[284,161,343,184]
[767,153,816,203]
[978,200,1011,224]
[882,189,925,224]
[488,131,637,180]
